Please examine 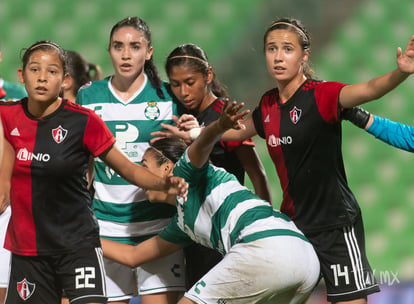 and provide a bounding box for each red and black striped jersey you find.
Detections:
[252,79,360,233]
[0,98,115,256]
